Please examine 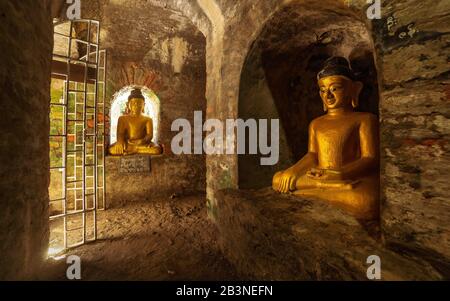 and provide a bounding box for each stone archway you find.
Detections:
[203,0,367,199]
